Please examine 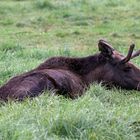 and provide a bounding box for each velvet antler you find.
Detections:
[120,44,135,64]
